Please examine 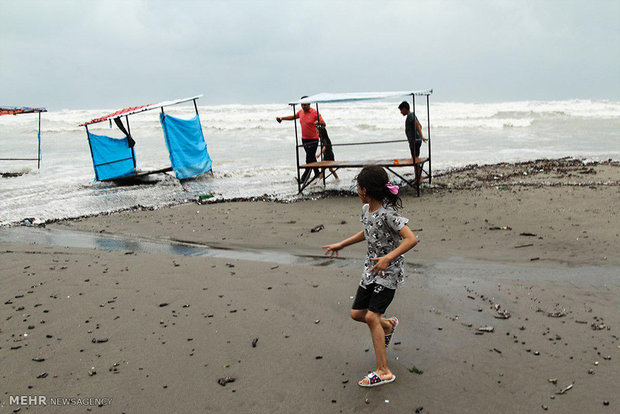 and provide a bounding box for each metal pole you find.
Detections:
[37,111,41,169]
[126,116,136,169]
[427,94,432,184]
[193,99,198,115]
[316,103,322,162]
[316,103,325,187]
[293,104,301,192]
[85,125,98,181]
[412,94,419,196]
